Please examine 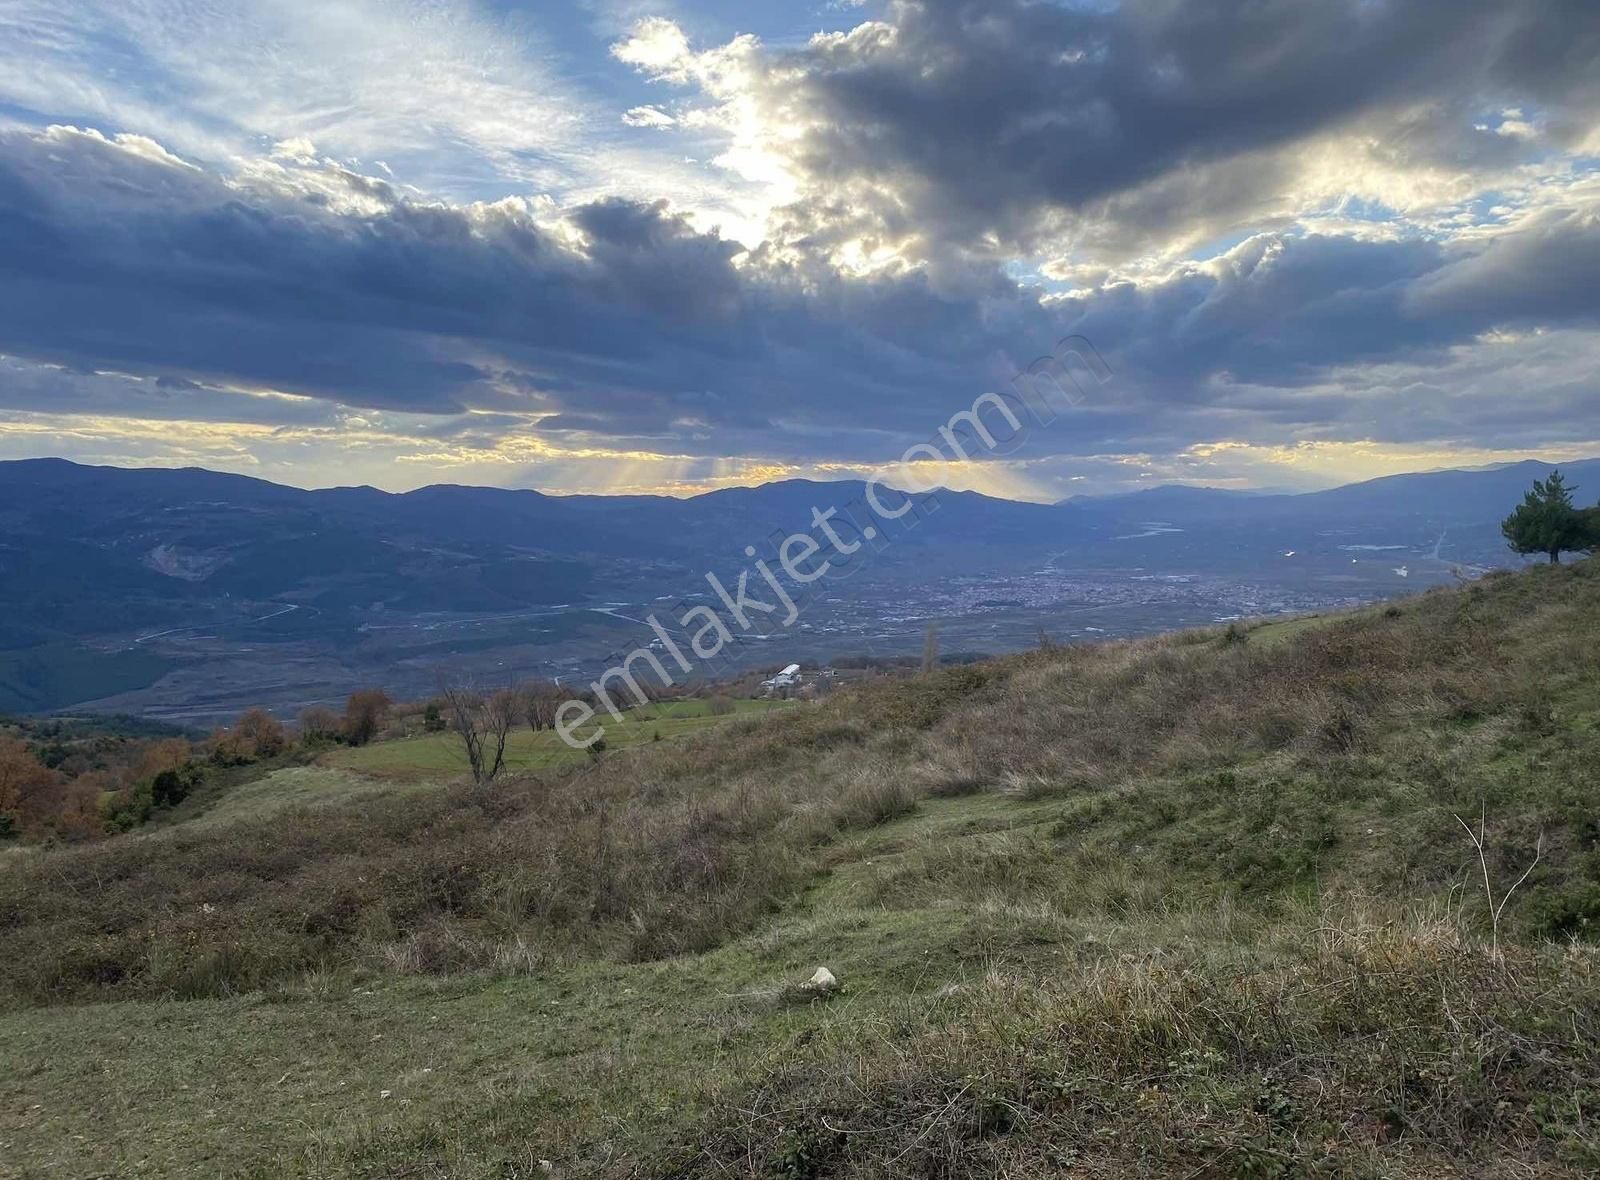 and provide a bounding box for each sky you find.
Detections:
[0,0,1598,501]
